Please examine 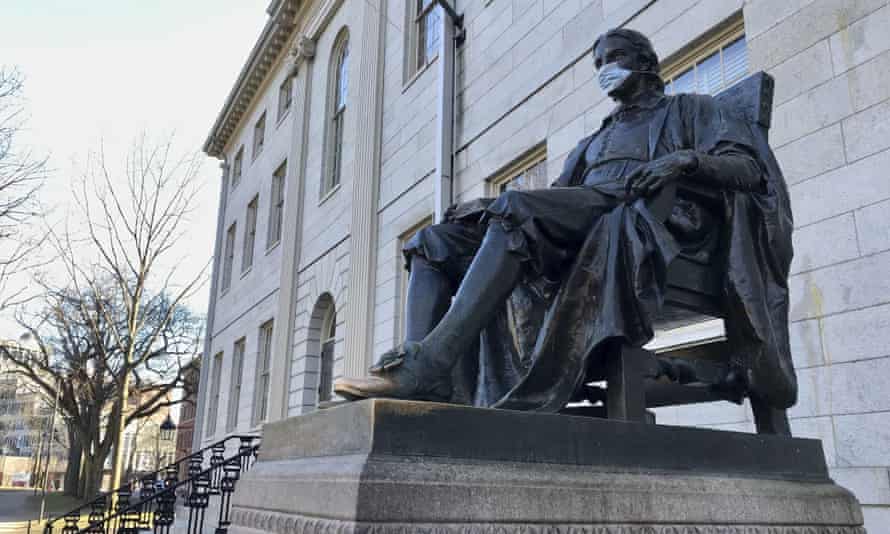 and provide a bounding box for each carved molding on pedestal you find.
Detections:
[231,508,865,534]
